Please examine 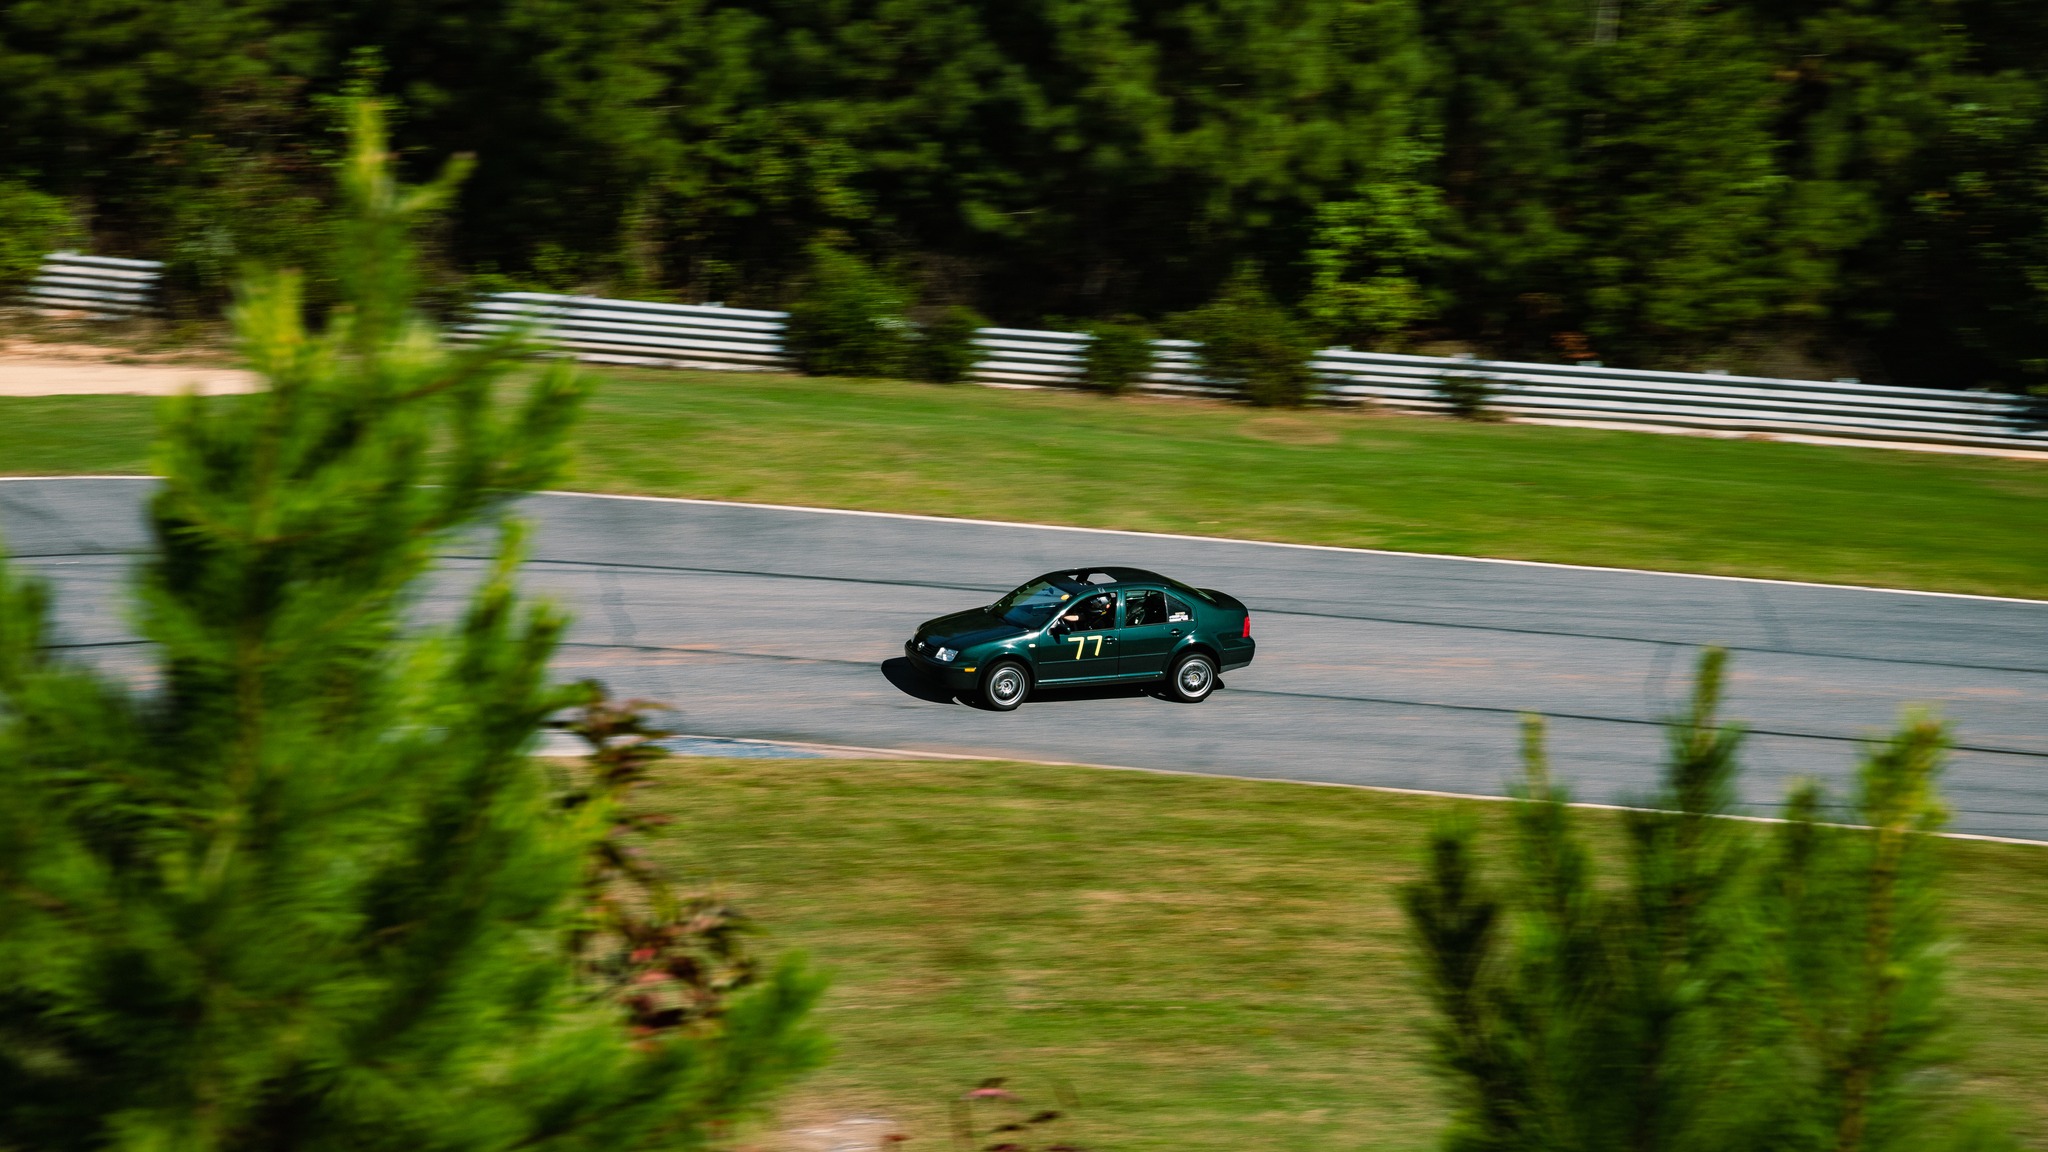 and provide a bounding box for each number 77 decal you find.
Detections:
[1070,635,1104,658]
